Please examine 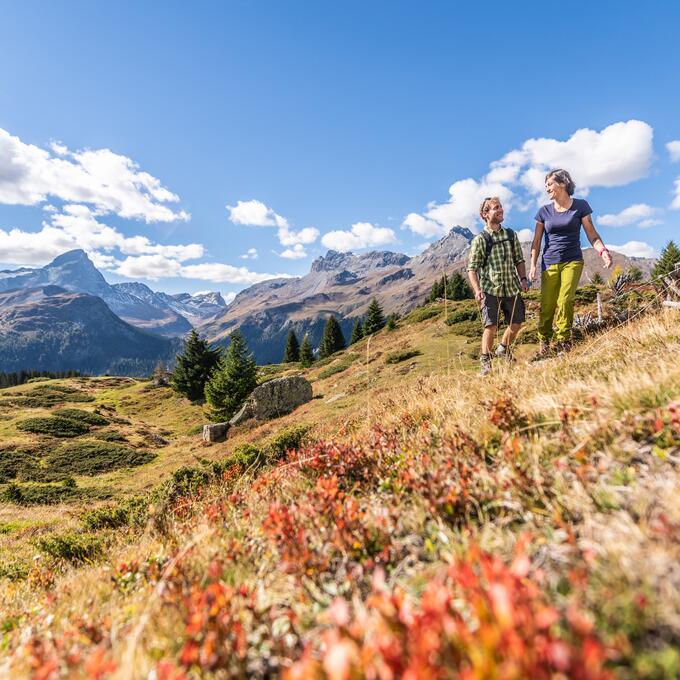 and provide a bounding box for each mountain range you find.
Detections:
[0,231,655,370]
